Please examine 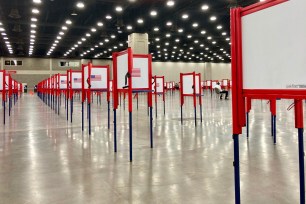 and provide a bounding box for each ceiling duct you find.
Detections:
[12,24,22,32]
[8,8,21,19]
